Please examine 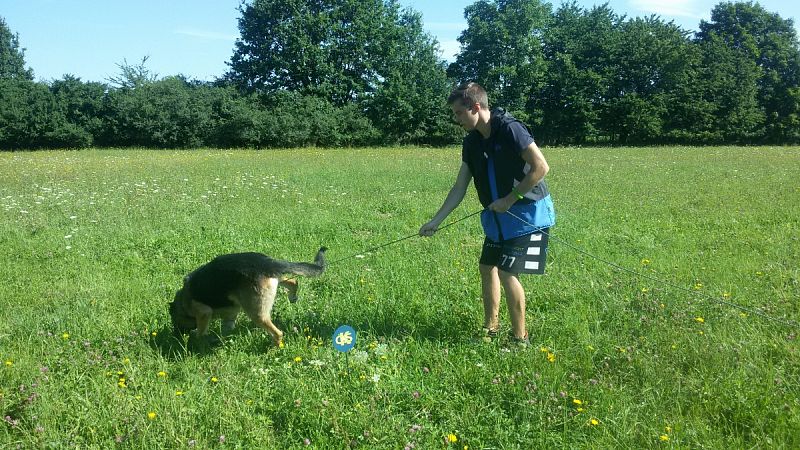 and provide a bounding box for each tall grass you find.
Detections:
[1,147,798,448]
